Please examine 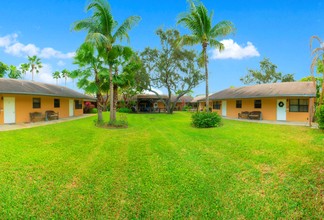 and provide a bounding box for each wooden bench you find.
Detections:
[45,110,59,121]
[238,111,250,119]
[30,112,45,122]
[248,111,262,120]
